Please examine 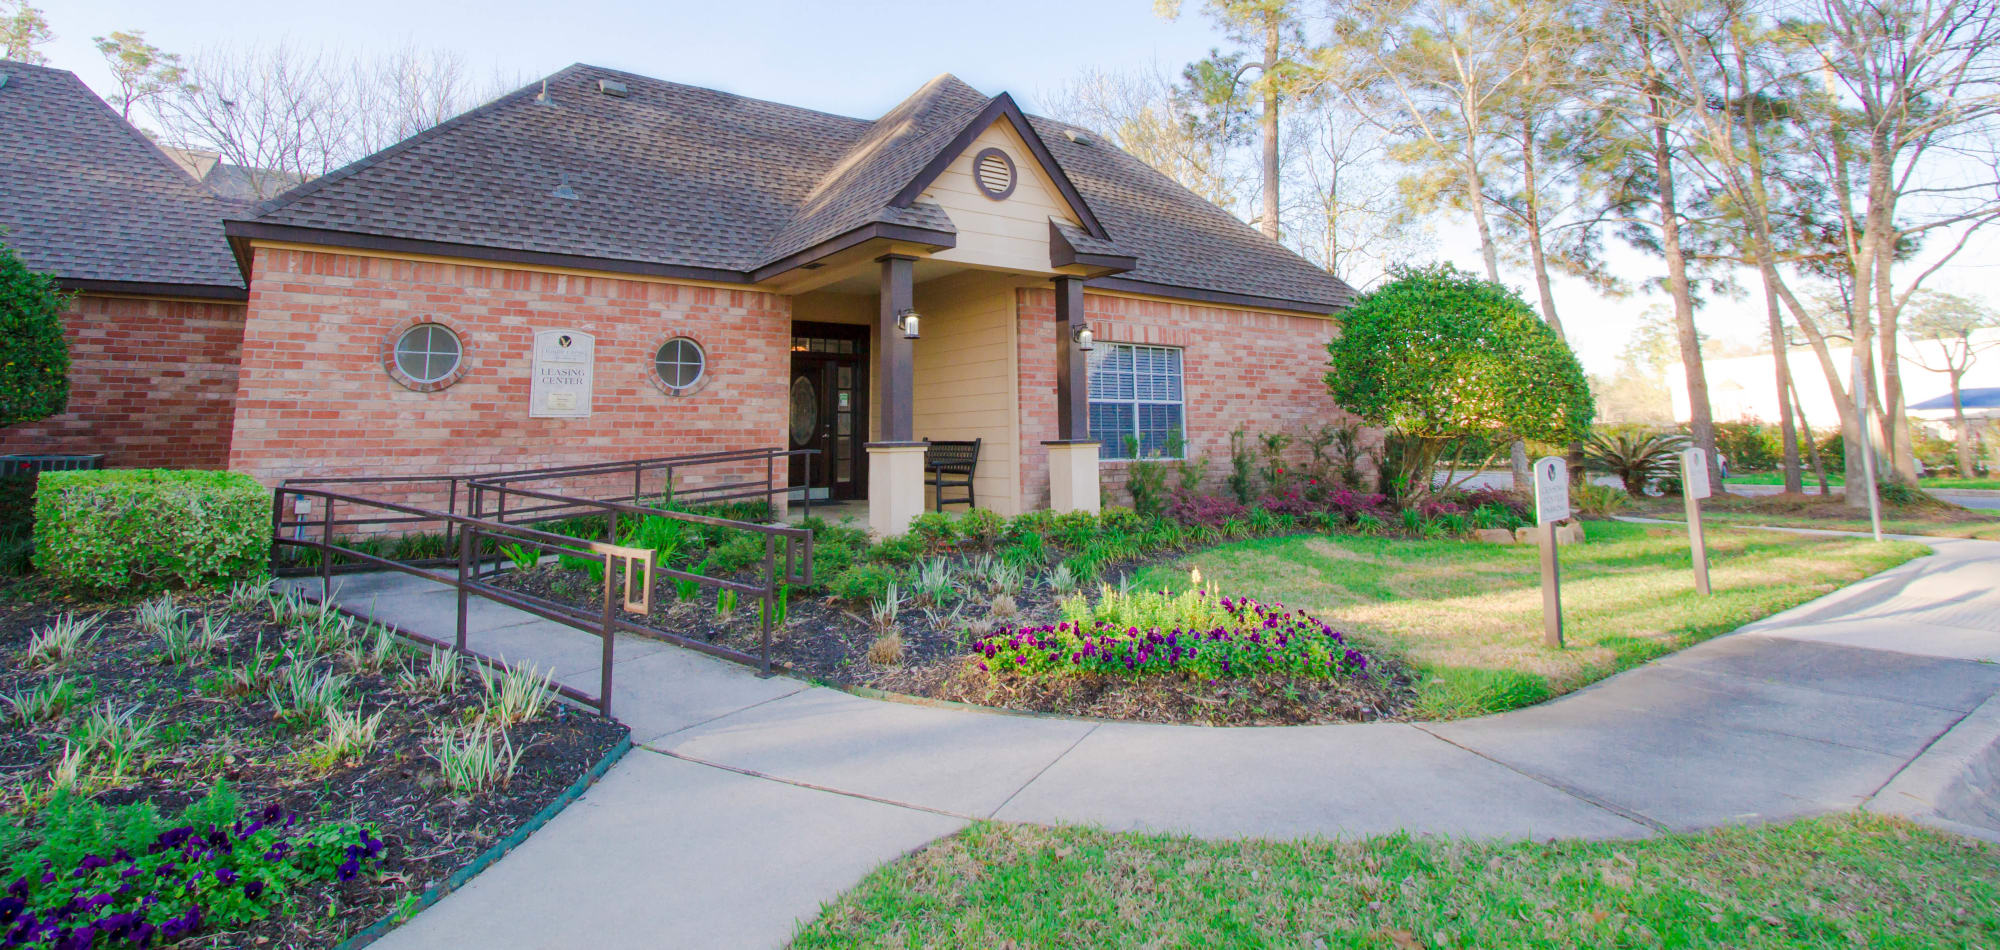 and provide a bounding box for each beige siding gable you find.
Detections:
[920,121,1078,274]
